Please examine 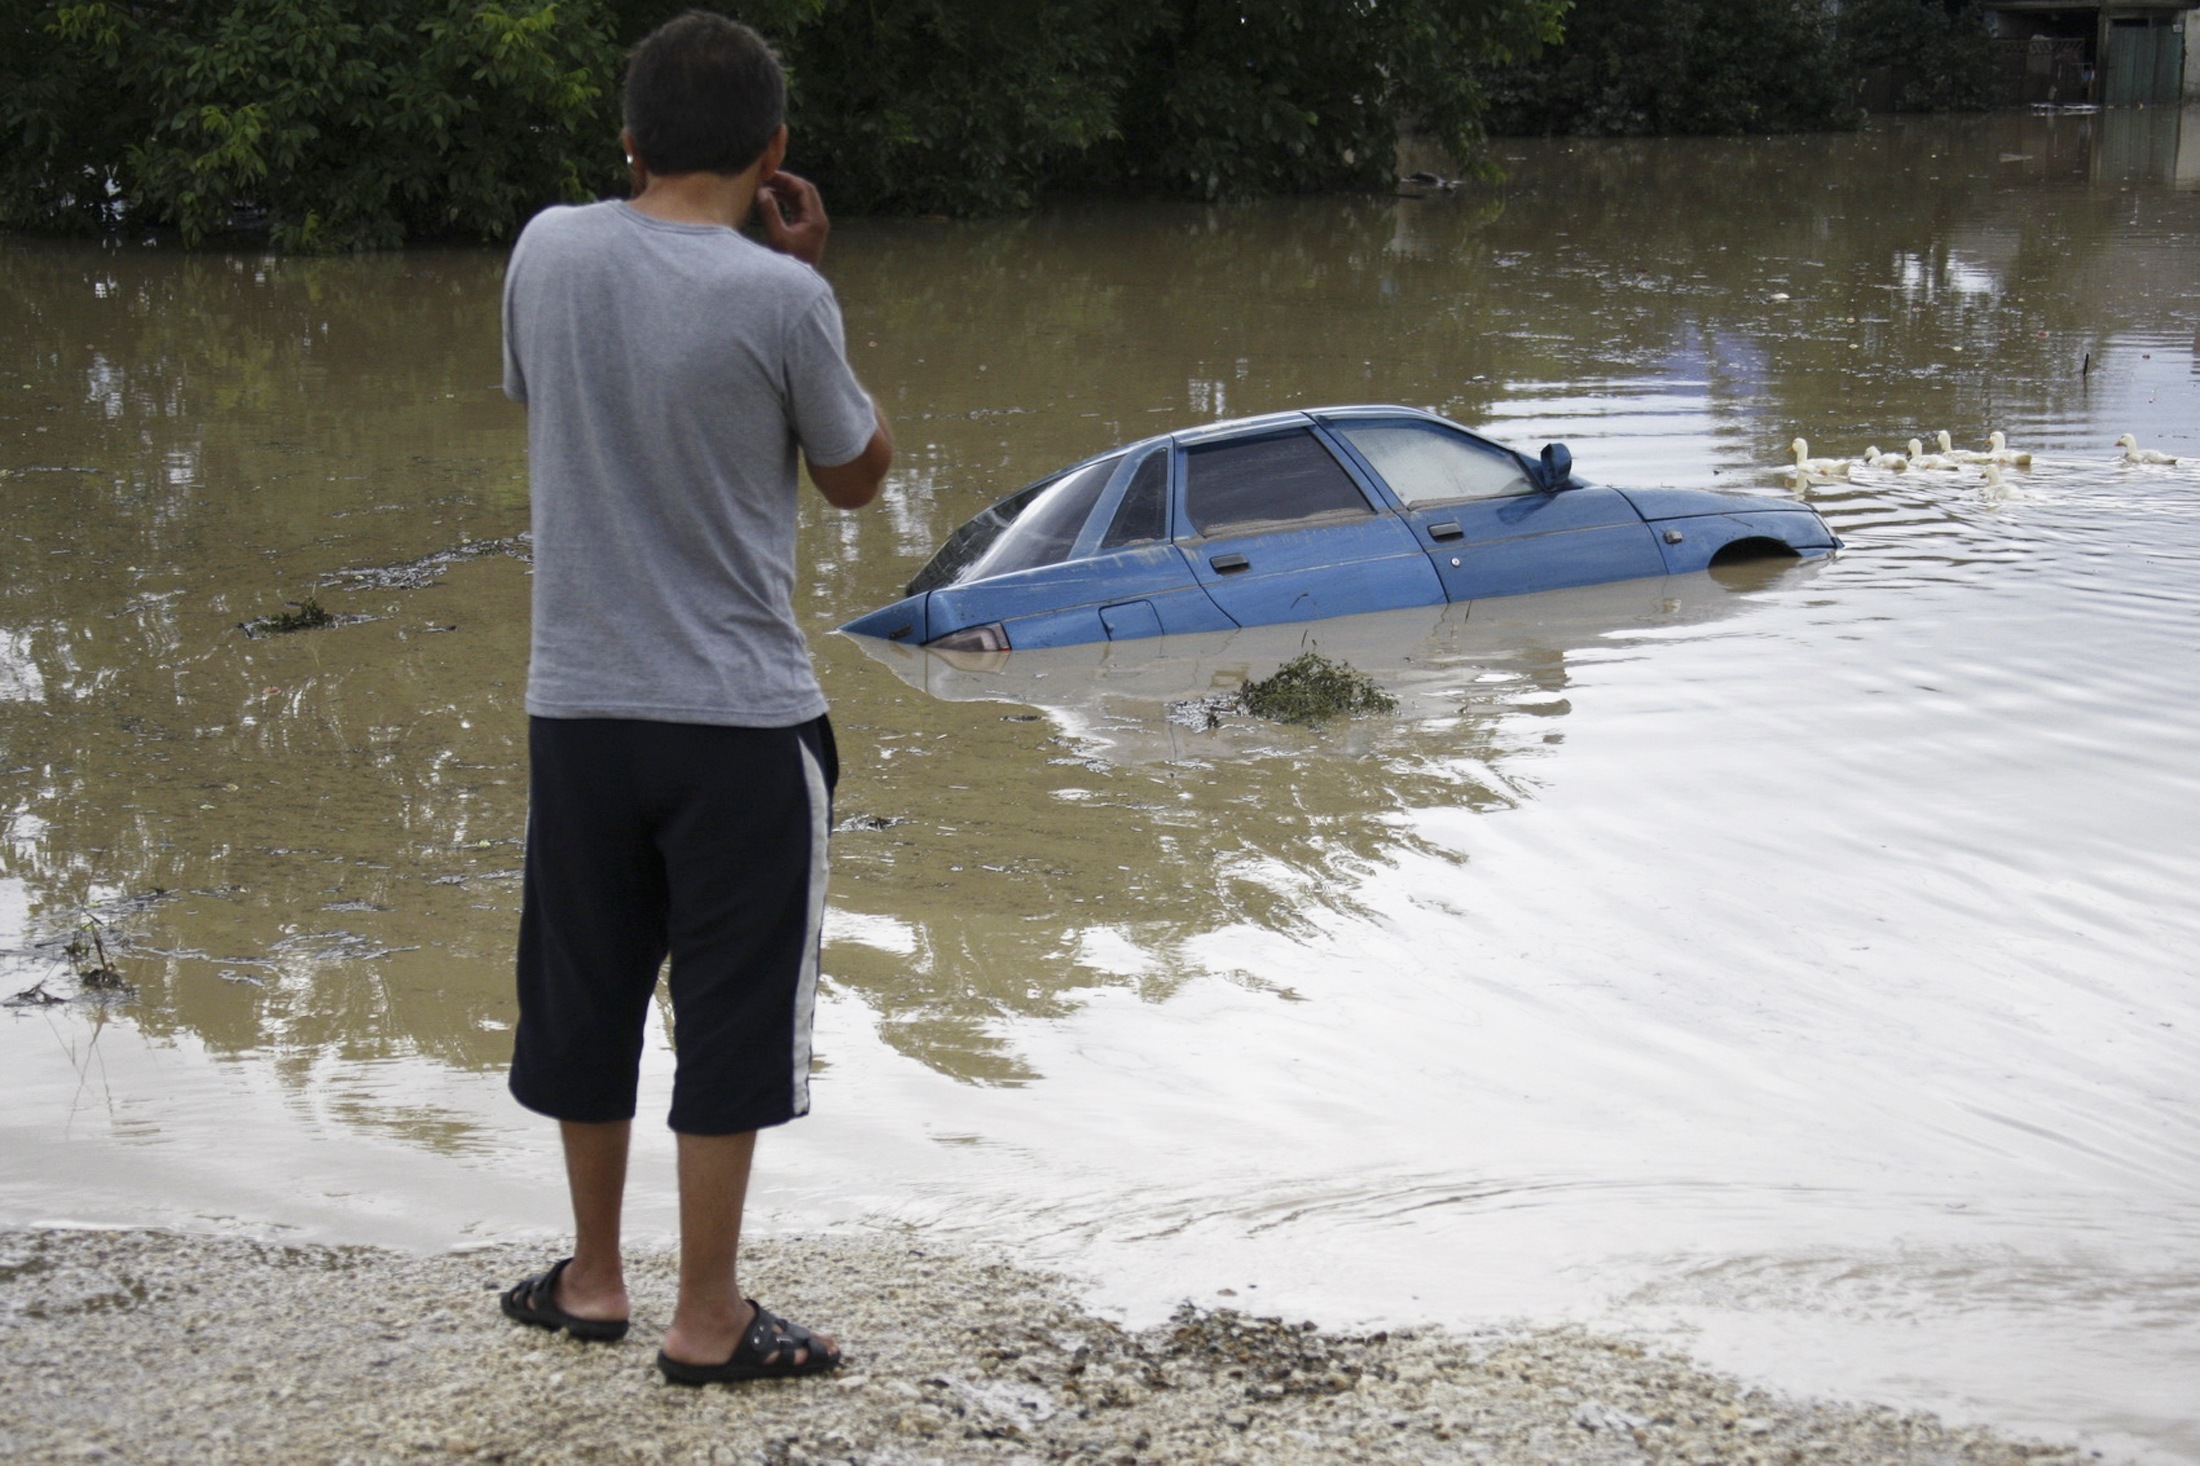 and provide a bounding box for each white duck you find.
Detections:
[1862,445,1909,471]
[2116,433,2178,465]
[1937,429,1993,465]
[1986,431,2032,469]
[1790,438,1852,477]
[1908,437,1959,471]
